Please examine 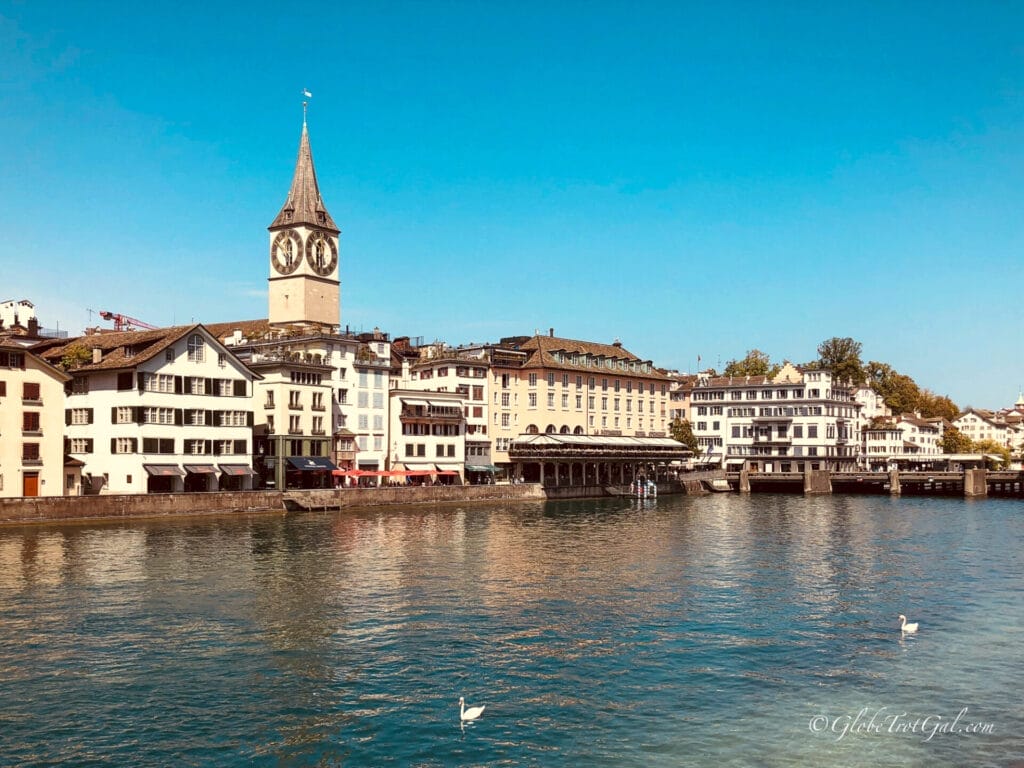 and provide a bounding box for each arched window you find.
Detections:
[526,424,539,435]
[545,424,556,434]
[187,334,204,362]
[559,425,570,434]
[573,426,584,435]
